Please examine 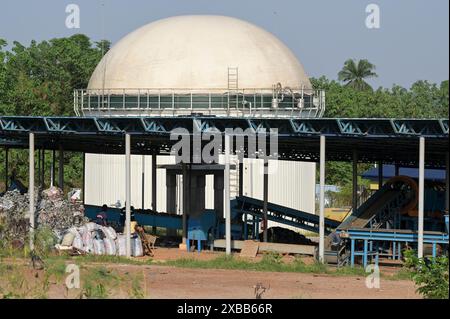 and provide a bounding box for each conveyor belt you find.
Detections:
[232,196,341,234]
[338,189,401,230]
